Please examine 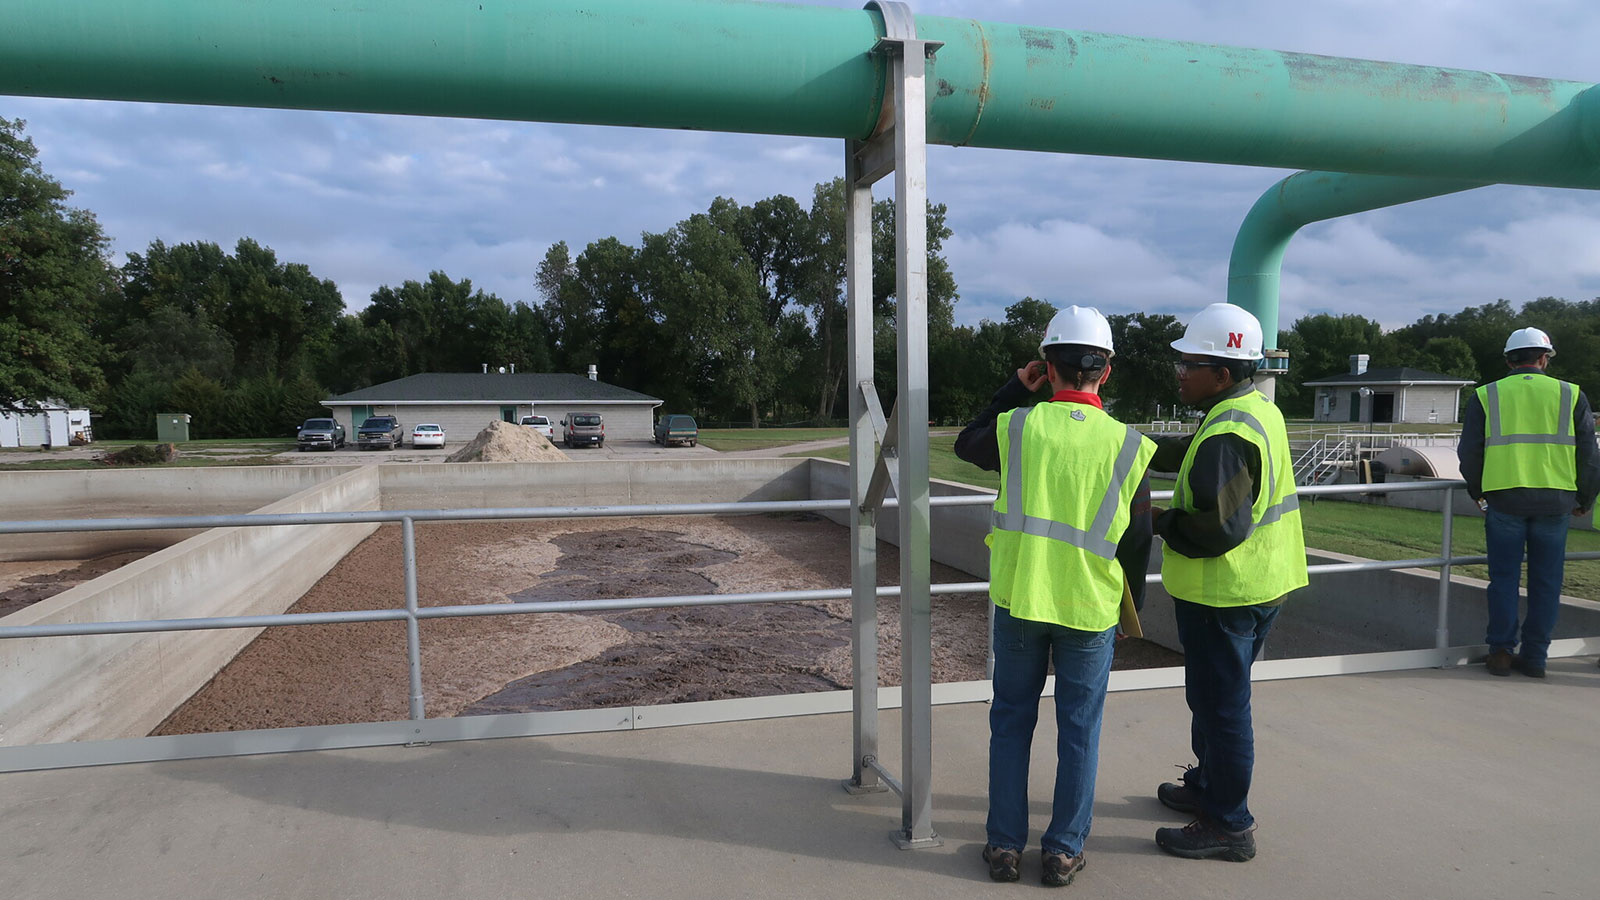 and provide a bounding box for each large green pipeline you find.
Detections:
[1228,172,1485,344]
[3,0,1600,190]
